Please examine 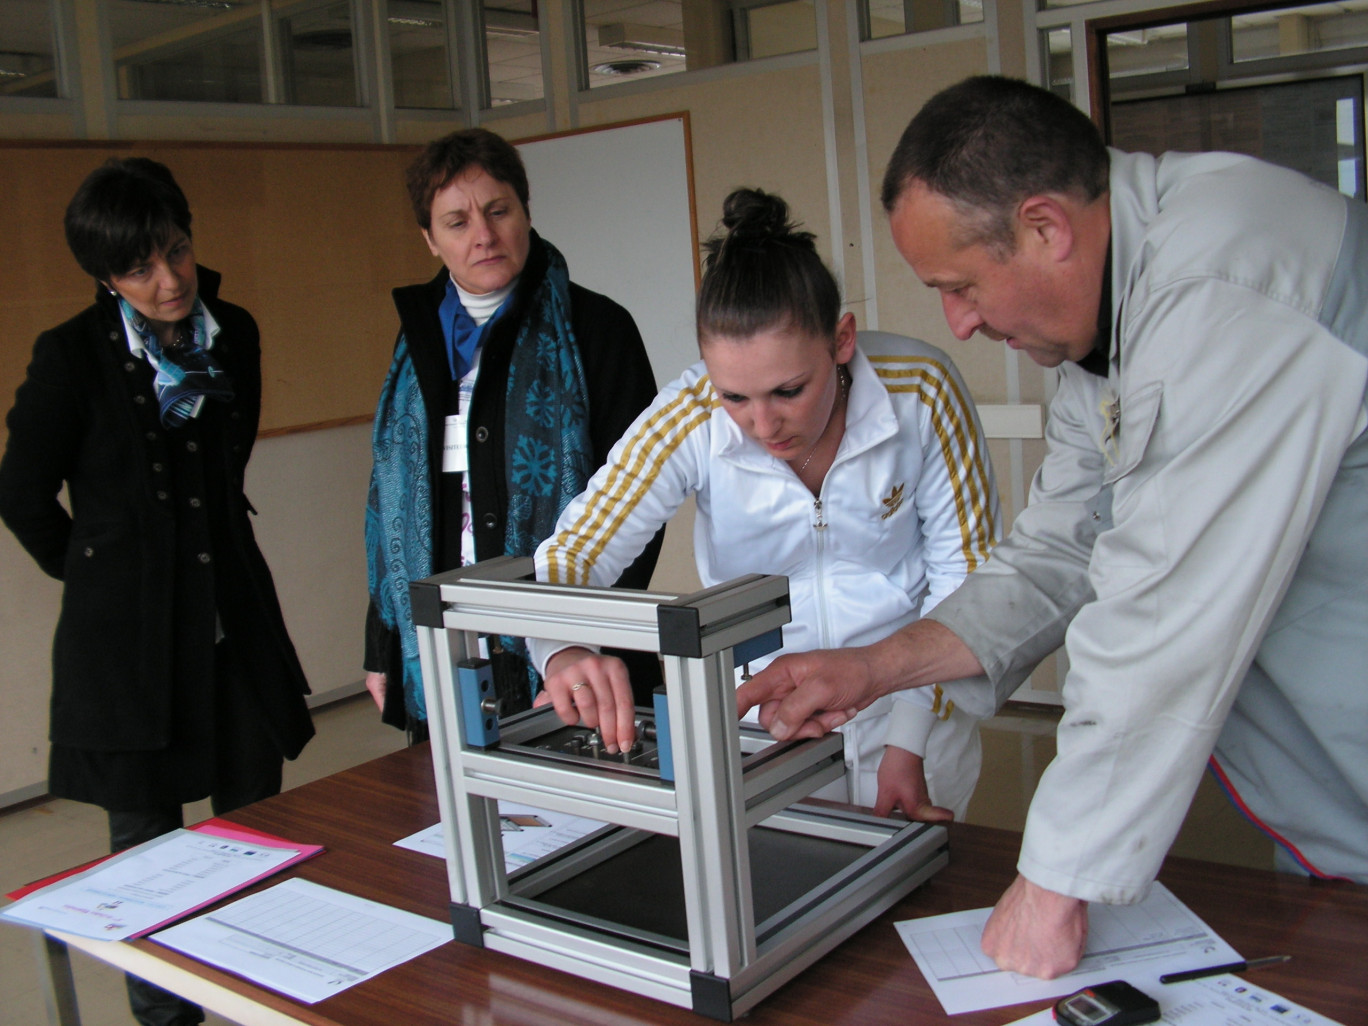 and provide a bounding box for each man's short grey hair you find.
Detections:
[881,76,1110,253]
